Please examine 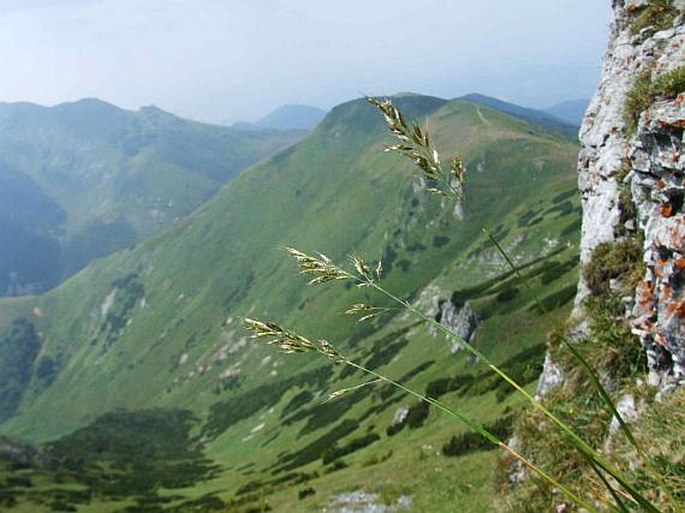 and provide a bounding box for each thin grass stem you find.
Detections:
[246,315,600,512]
[361,277,660,512]
[486,229,682,512]
[344,360,600,513]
